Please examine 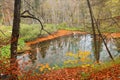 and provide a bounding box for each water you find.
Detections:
[17,34,120,70]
